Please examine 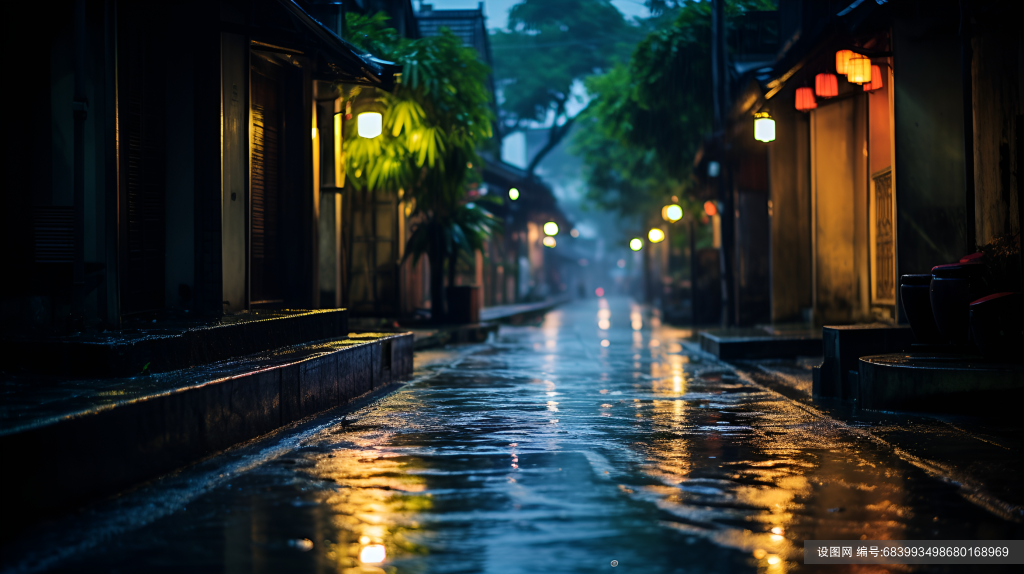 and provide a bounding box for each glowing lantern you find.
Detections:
[359,544,386,564]
[357,112,382,138]
[543,221,559,236]
[794,87,817,112]
[648,228,665,243]
[542,236,556,248]
[629,238,643,251]
[835,49,854,74]
[863,65,883,91]
[815,73,838,98]
[754,112,775,143]
[662,204,683,222]
[846,54,871,84]
[508,187,520,201]
[704,200,718,217]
